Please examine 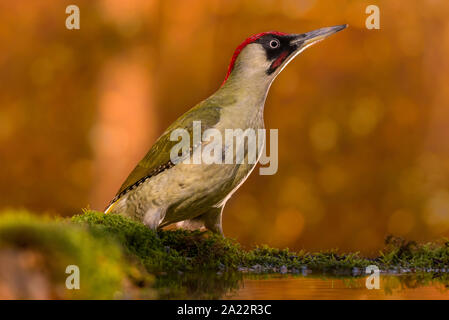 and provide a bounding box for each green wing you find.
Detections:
[110,101,222,204]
